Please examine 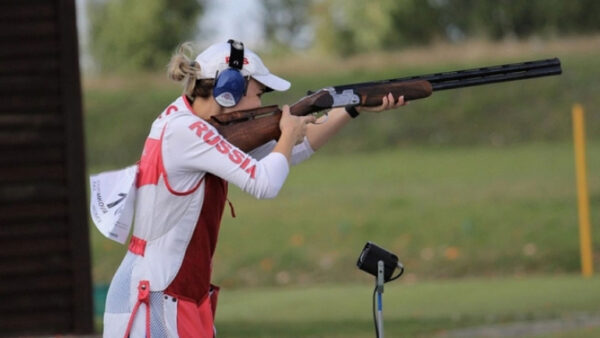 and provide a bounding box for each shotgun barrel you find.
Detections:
[334,58,562,92]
